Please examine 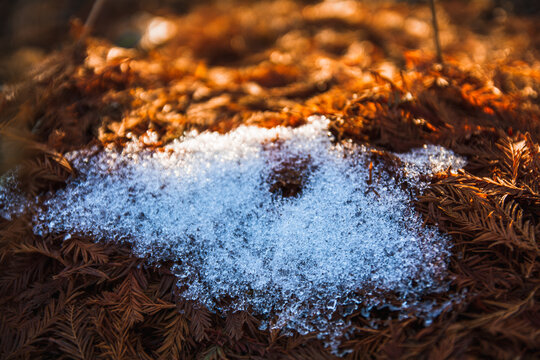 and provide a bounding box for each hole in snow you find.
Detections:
[265,138,315,198]
[2,116,467,343]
